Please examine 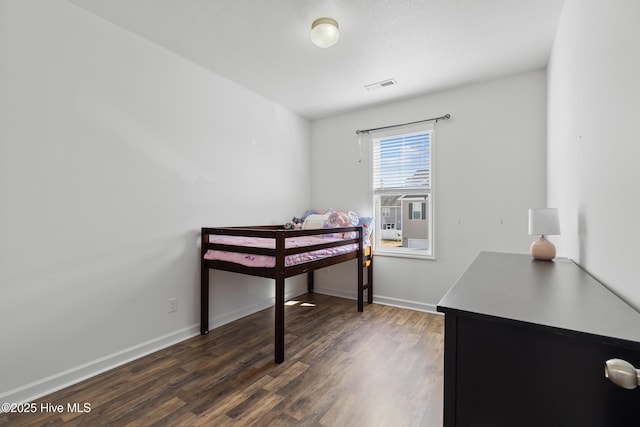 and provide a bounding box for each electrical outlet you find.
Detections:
[168,297,177,313]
